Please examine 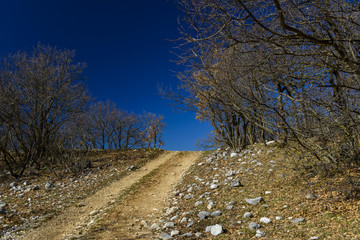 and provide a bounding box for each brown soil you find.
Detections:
[21,151,201,240]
